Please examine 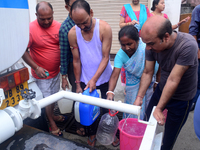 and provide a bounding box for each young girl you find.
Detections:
[151,0,190,30]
